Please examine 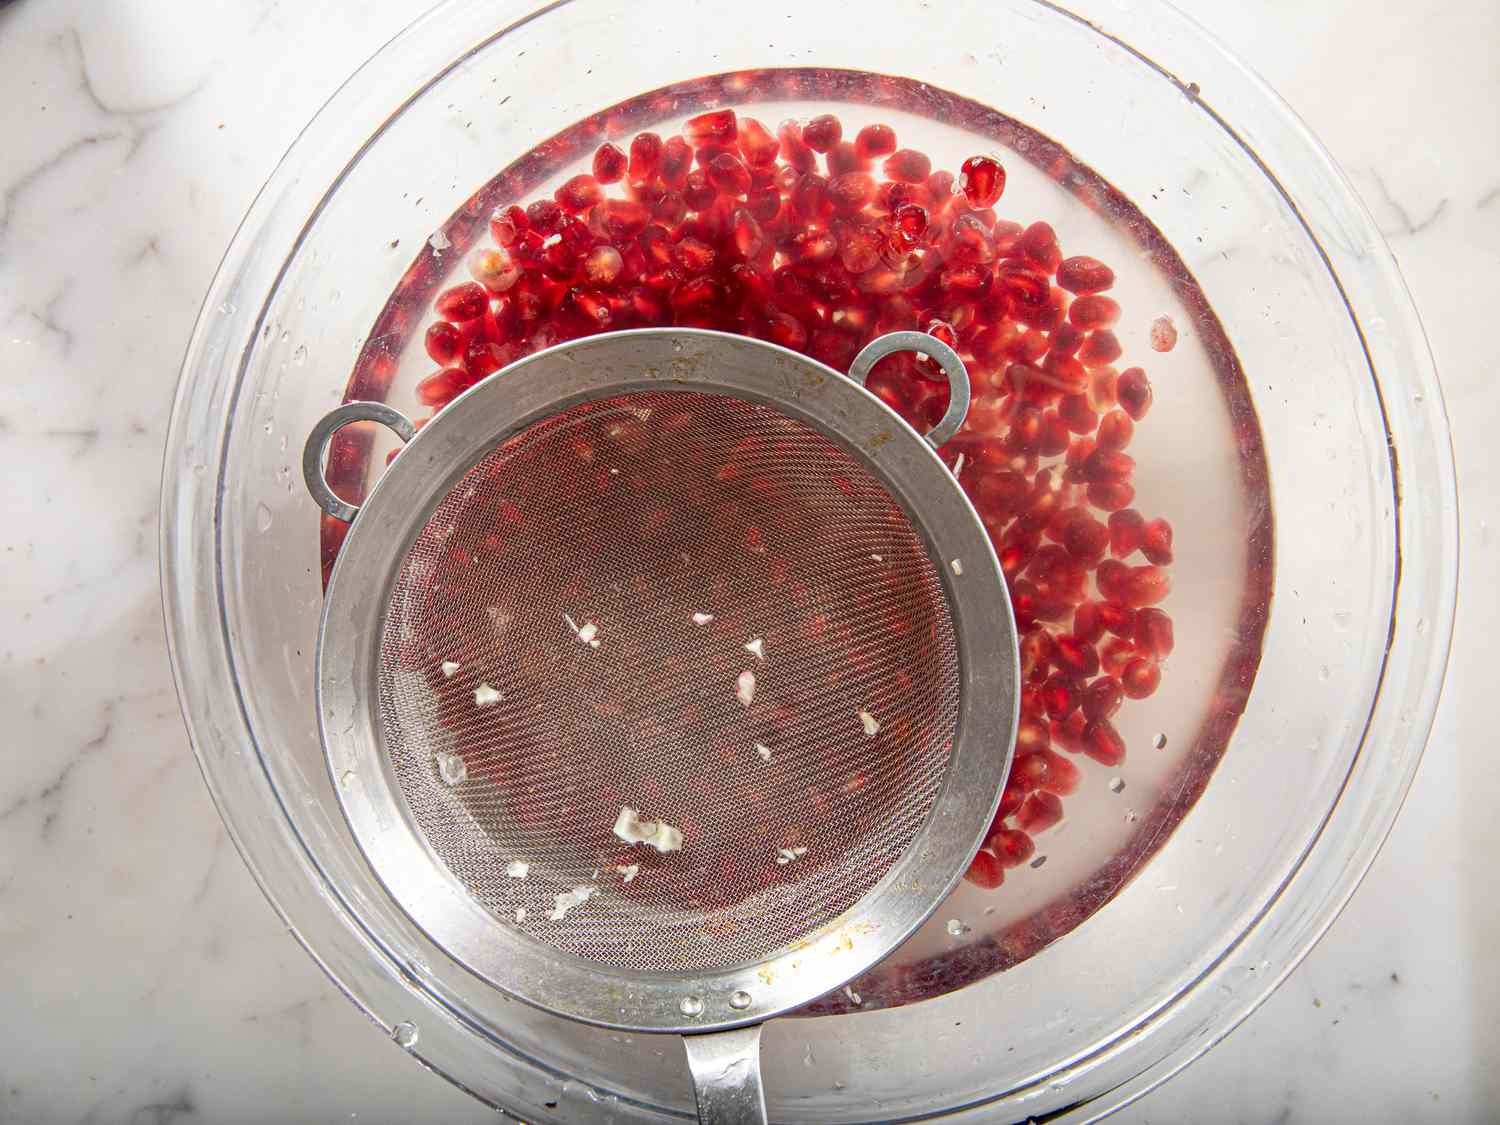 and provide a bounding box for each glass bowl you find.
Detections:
[161,0,1456,1121]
